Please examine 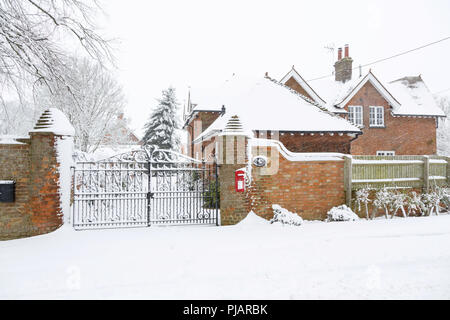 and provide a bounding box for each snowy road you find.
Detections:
[1,213,449,299]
